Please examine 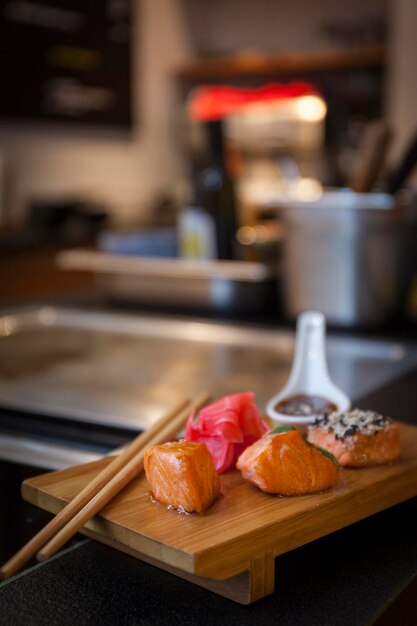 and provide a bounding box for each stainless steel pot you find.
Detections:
[280,191,417,327]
